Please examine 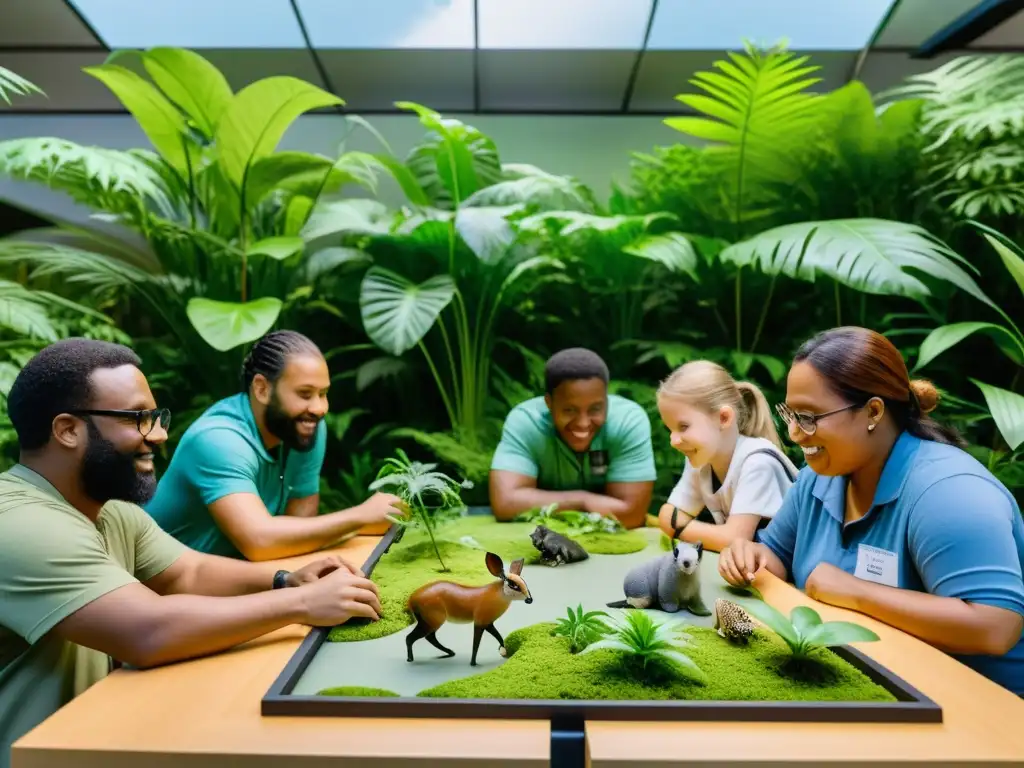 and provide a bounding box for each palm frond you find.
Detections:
[0,280,60,341]
[0,138,171,215]
[0,67,44,105]
[882,55,1024,150]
